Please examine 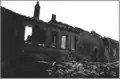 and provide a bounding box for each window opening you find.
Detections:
[38,28,46,44]
[32,25,46,46]
[24,26,32,41]
[74,36,77,49]
[50,31,58,48]
[71,37,75,50]
[61,35,68,49]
